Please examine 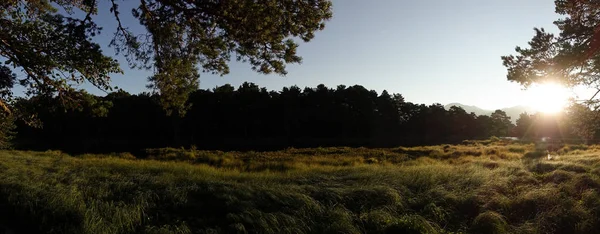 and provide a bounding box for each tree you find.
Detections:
[0,111,15,149]
[1,0,333,115]
[447,106,477,140]
[567,103,600,143]
[513,112,535,139]
[0,66,15,147]
[0,66,15,112]
[475,115,494,138]
[502,0,600,95]
[490,110,514,137]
